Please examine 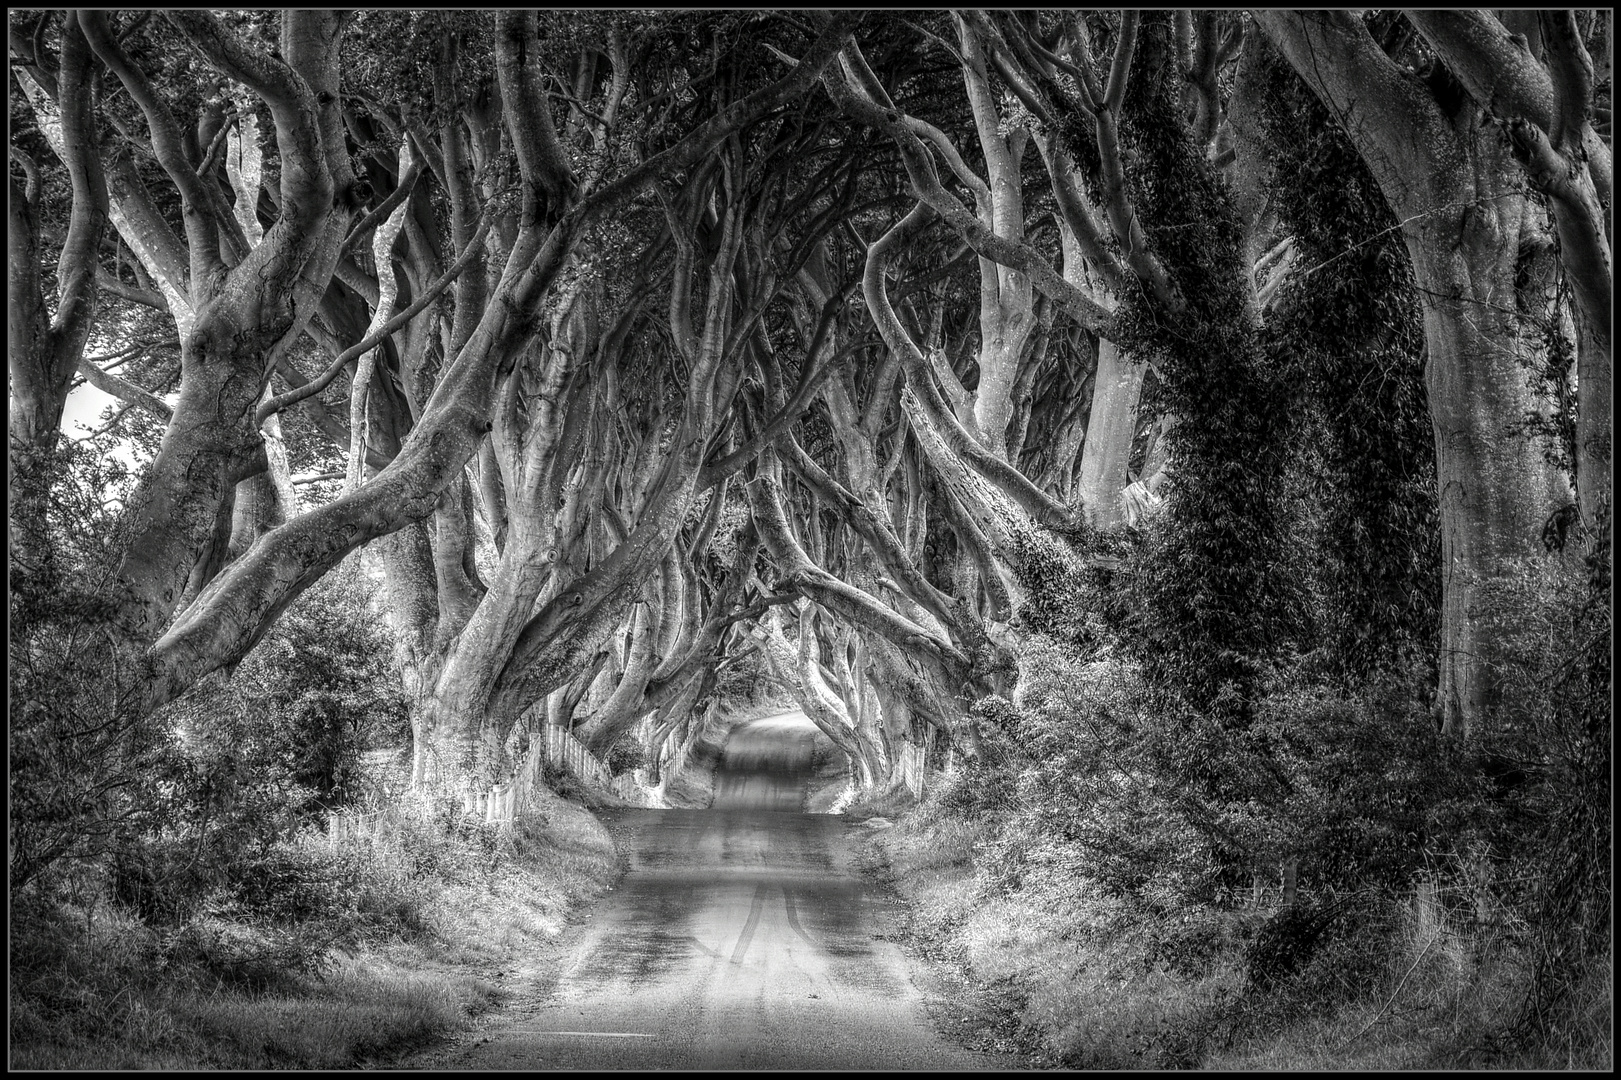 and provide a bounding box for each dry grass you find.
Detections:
[881,818,1241,1068]
[1208,893,1611,1072]
[10,935,495,1071]
[173,958,493,1069]
[878,815,989,937]
[951,889,1241,1069]
[9,791,619,1071]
